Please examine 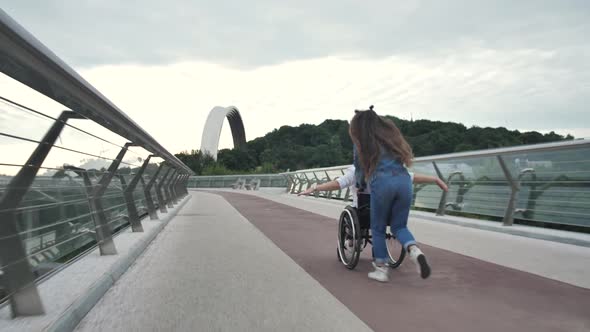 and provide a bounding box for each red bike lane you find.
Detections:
[216,192,590,332]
